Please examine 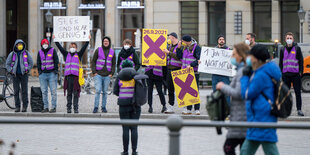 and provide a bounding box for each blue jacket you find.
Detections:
[241,62,282,142]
